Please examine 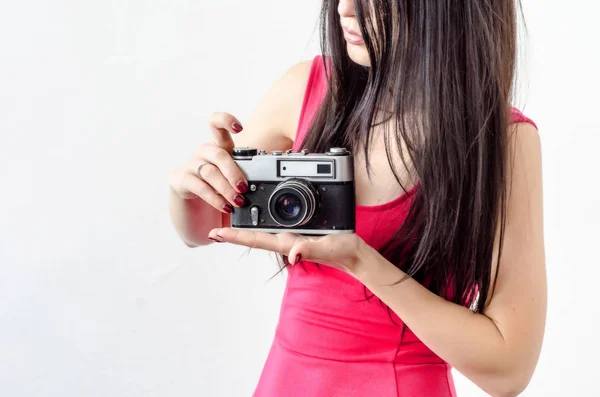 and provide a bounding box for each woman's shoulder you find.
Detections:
[237,56,327,148]
[268,59,316,143]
